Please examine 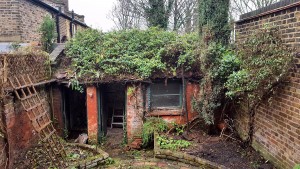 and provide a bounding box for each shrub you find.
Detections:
[141,117,168,147]
[39,15,57,52]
